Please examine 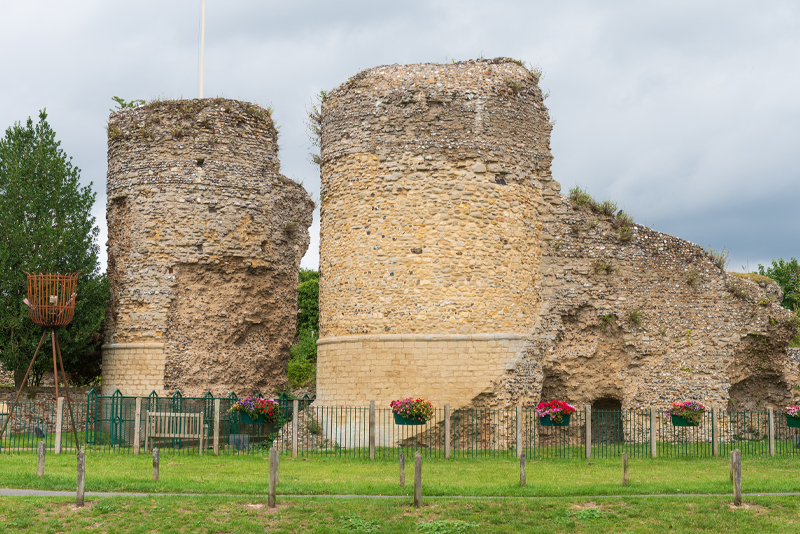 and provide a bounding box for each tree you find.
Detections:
[0,110,109,387]
[756,258,800,312]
